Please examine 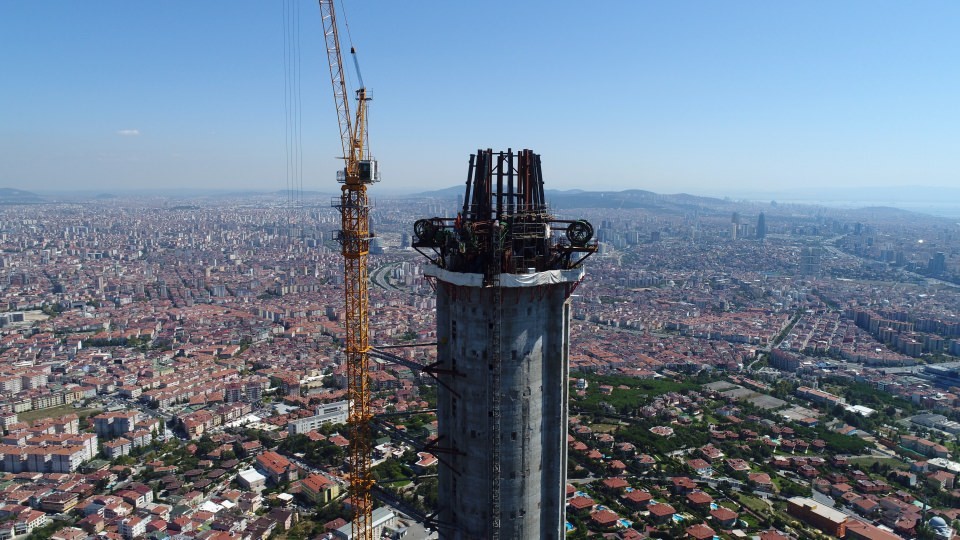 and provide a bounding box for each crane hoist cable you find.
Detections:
[281,0,305,214]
